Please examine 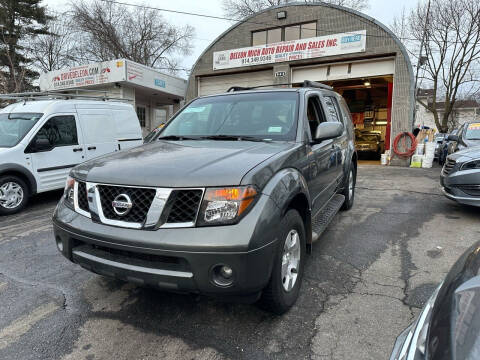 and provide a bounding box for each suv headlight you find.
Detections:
[64,176,75,209]
[197,186,257,226]
[460,159,480,171]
